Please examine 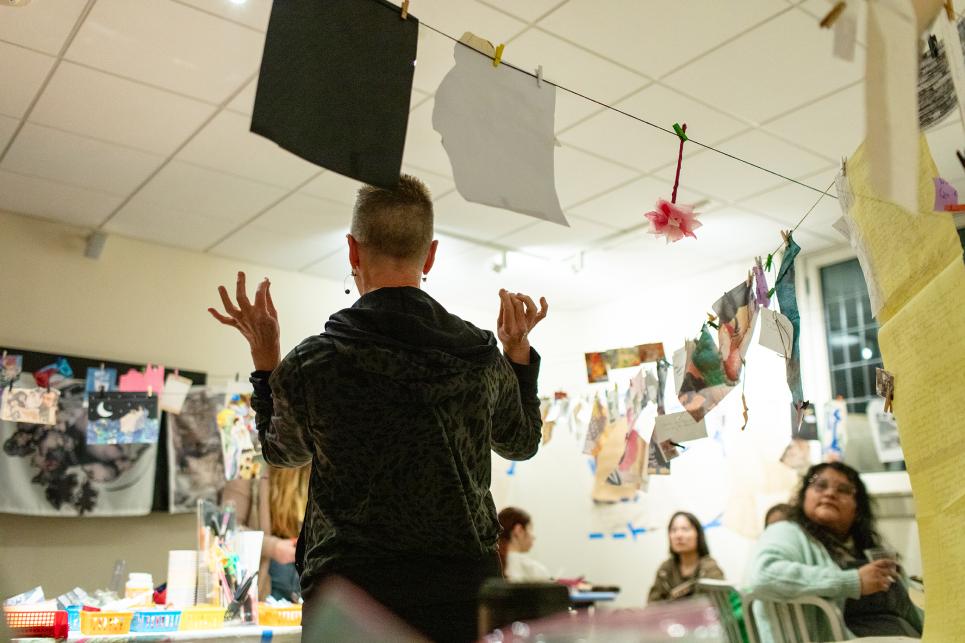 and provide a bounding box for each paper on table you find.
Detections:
[844,137,961,321]
[433,40,568,226]
[878,256,965,641]
[758,308,794,358]
[866,0,919,213]
[653,412,708,443]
